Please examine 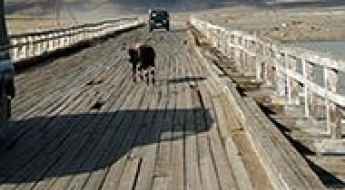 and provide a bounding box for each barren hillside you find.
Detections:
[5,0,345,40]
